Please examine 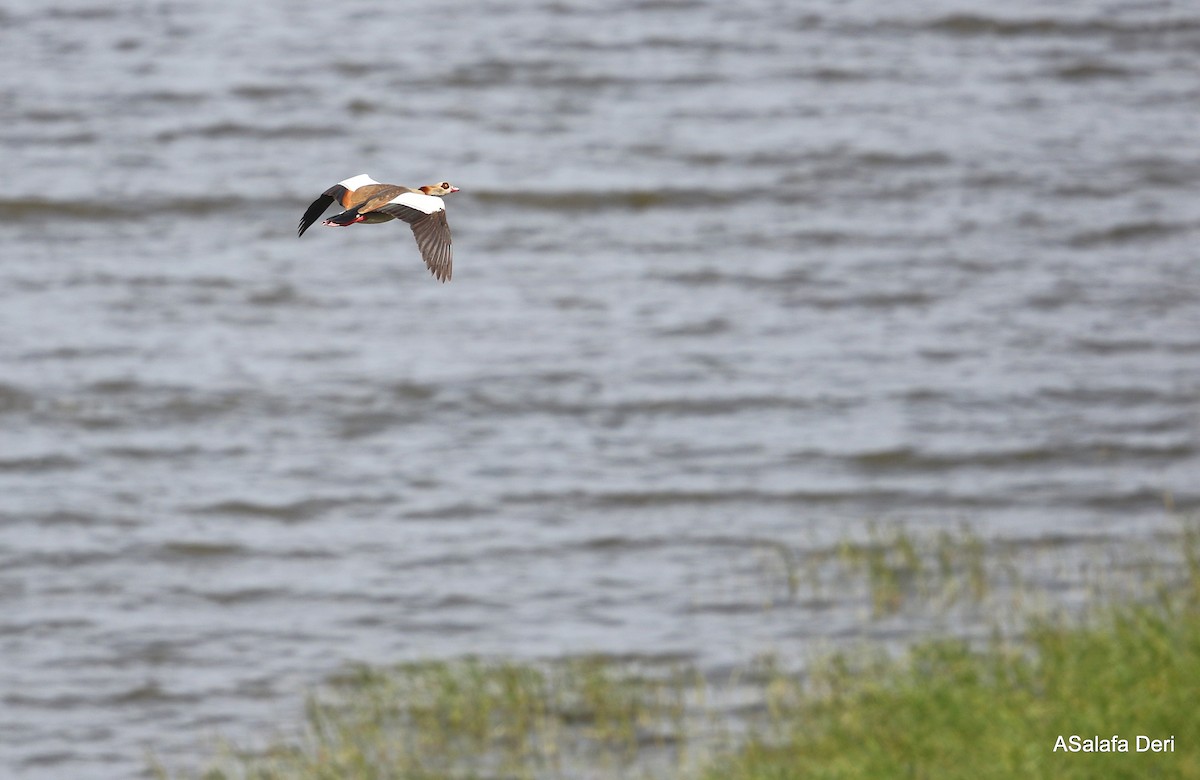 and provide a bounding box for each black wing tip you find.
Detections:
[297,193,336,238]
